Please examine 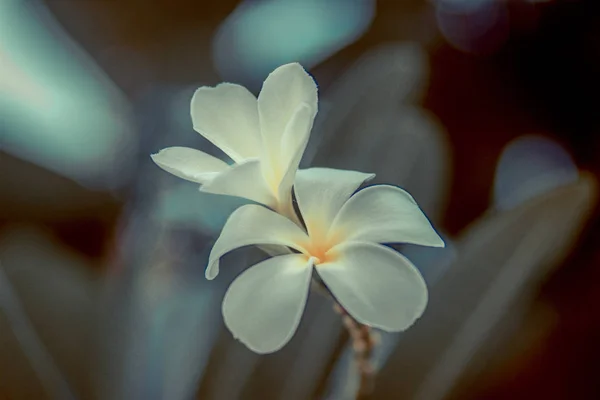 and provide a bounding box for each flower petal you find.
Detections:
[191,83,261,163]
[258,63,317,169]
[294,168,375,241]
[222,254,313,354]
[274,103,315,206]
[206,204,309,279]
[316,242,428,331]
[330,185,445,247]
[151,146,229,184]
[200,159,276,207]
